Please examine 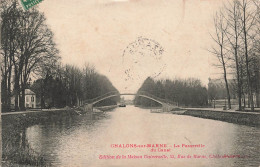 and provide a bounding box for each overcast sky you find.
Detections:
[38,0,224,93]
